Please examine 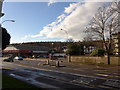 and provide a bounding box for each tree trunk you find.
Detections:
[107,54,110,65]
